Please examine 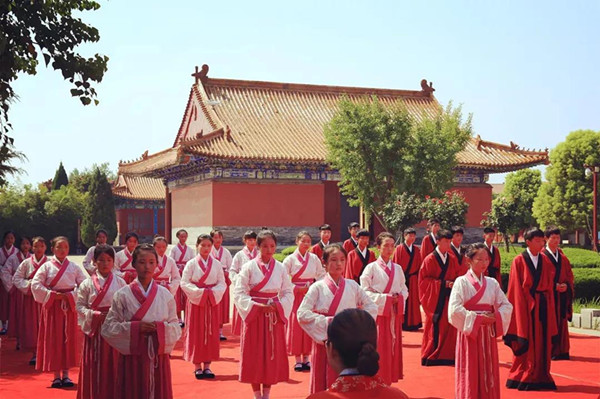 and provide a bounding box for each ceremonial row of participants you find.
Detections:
[0,219,575,399]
